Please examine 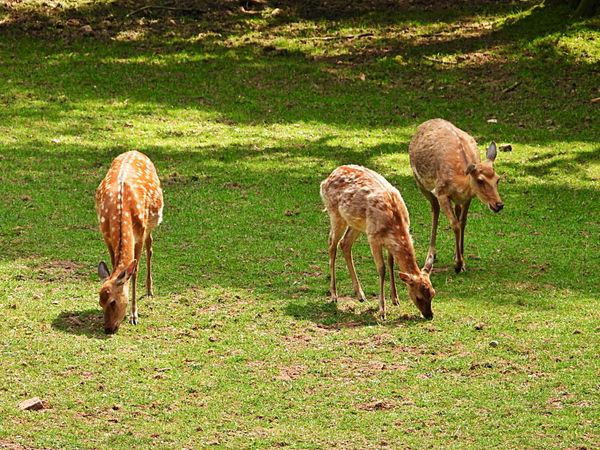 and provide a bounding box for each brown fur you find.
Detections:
[409,119,503,273]
[320,165,435,320]
[95,151,163,334]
